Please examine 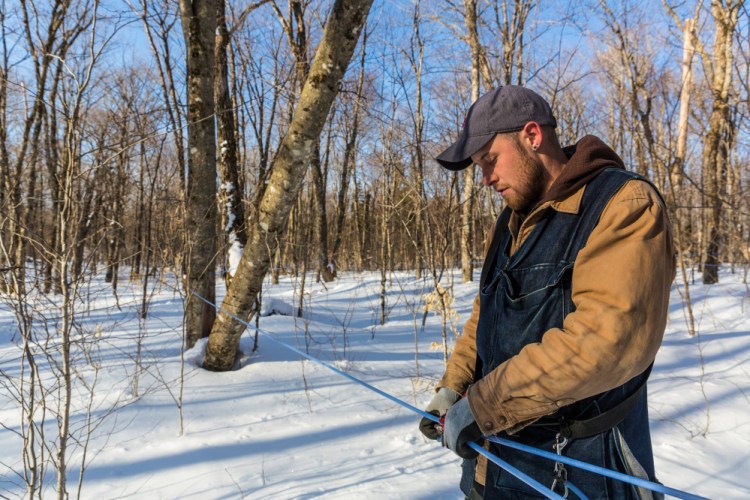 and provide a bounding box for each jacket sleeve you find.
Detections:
[435,221,499,395]
[467,179,676,435]
[436,291,481,394]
